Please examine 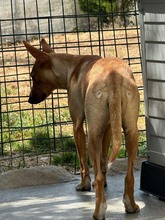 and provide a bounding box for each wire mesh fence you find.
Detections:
[0,0,145,173]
